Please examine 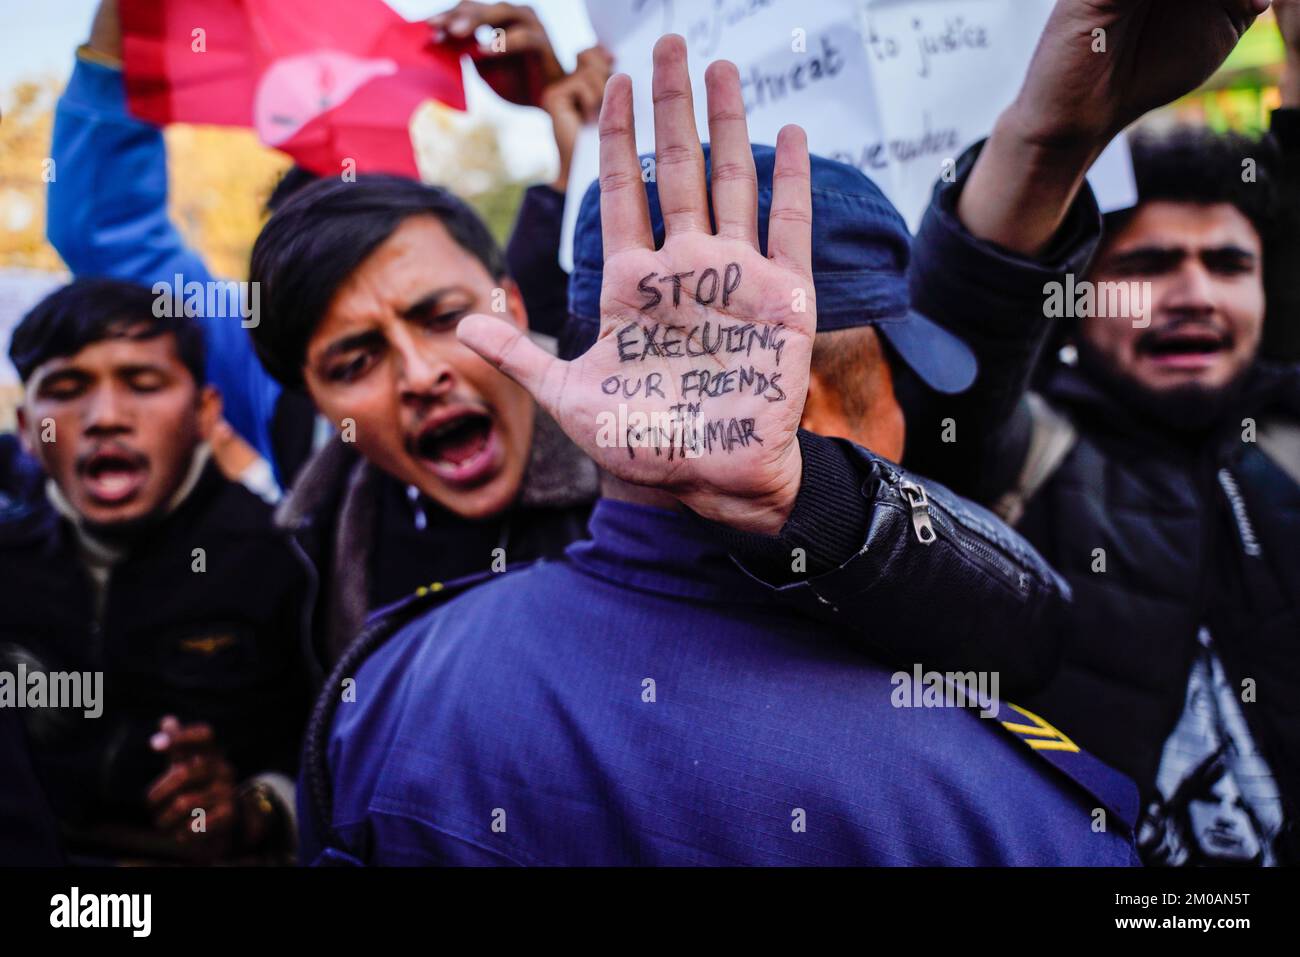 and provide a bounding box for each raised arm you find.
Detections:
[48,1,212,288]
[903,0,1271,500]
[505,47,614,339]
[47,0,284,474]
[961,0,1270,255]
